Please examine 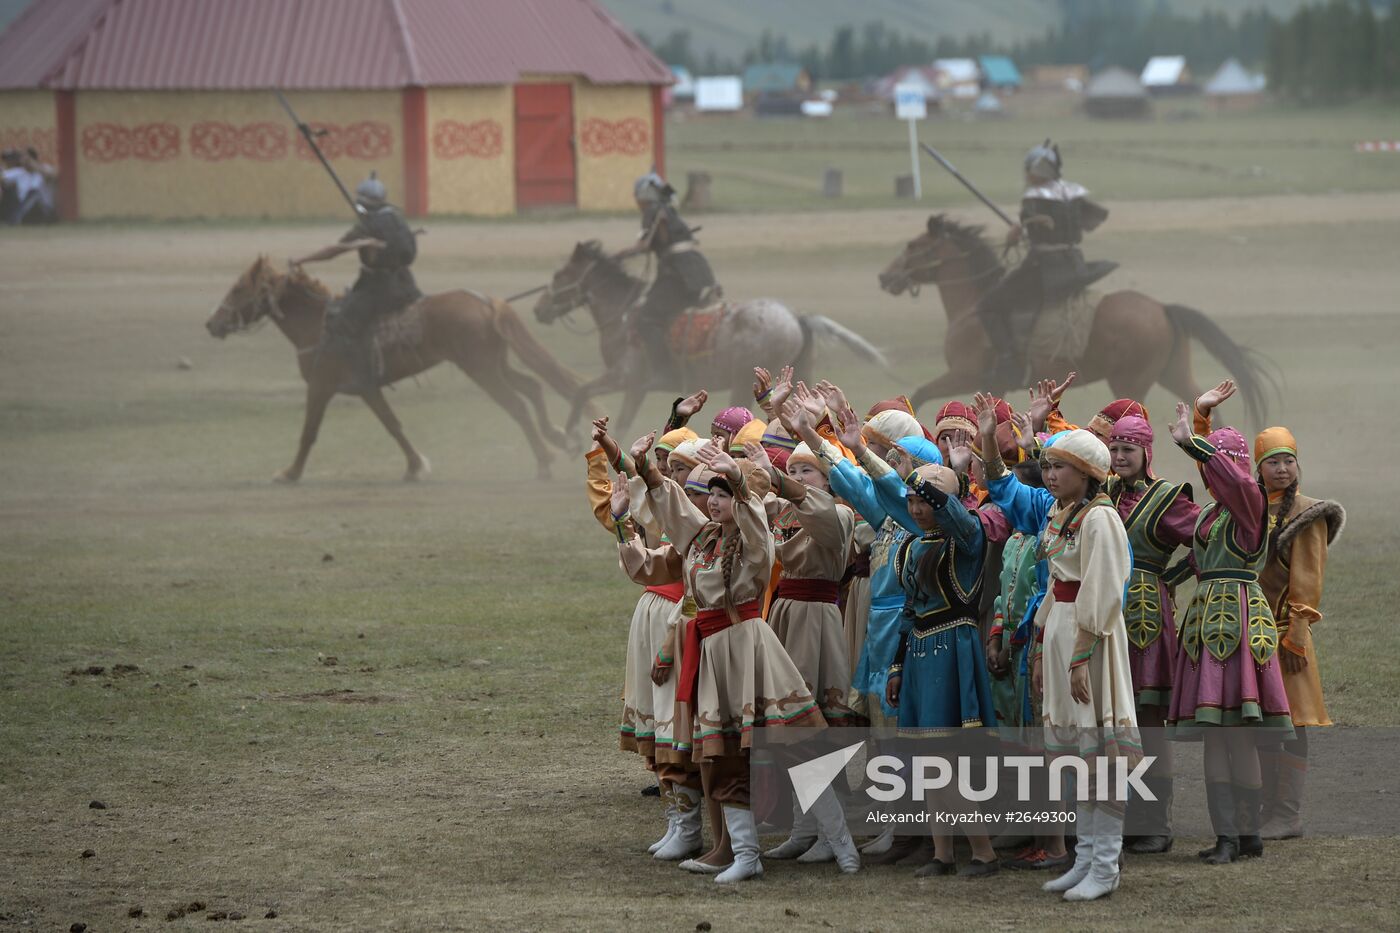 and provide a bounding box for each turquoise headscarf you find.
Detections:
[896,435,943,467]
